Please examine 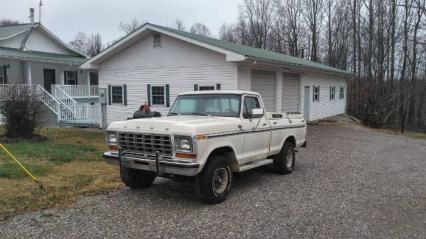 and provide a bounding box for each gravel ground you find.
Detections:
[1,124,426,239]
